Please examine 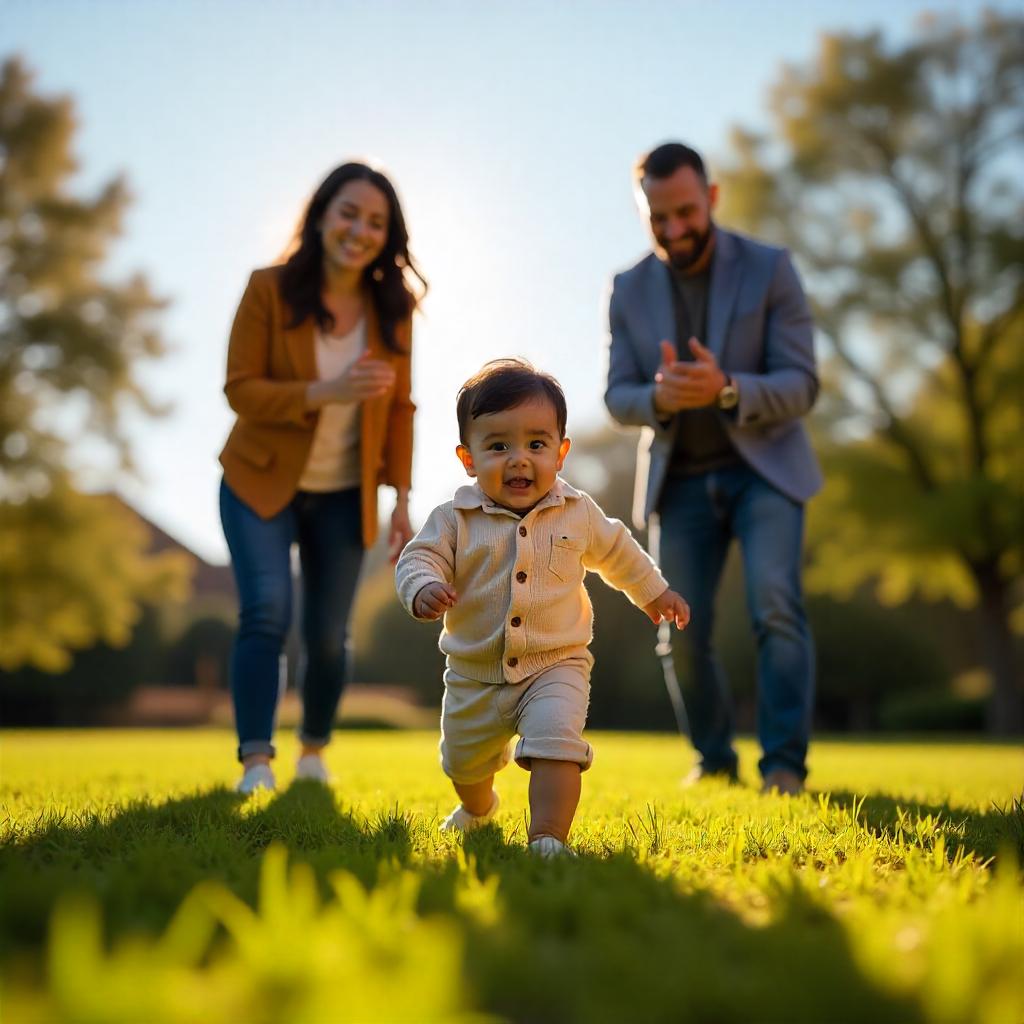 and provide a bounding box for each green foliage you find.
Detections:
[804,442,984,607]
[714,12,1024,727]
[35,846,475,1024]
[162,615,234,687]
[0,606,162,725]
[0,58,185,672]
[0,488,191,673]
[809,595,948,723]
[0,57,168,491]
[1,730,1022,1023]
[878,689,985,732]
